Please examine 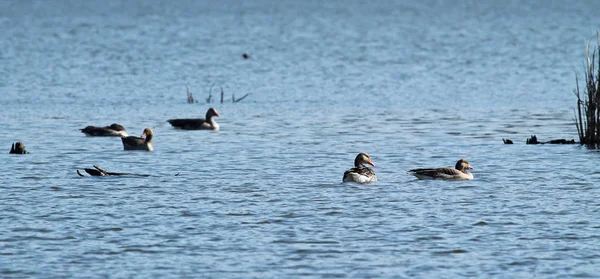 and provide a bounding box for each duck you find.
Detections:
[343,153,377,183]
[9,142,28,154]
[121,128,153,151]
[409,159,473,180]
[81,123,128,137]
[167,108,220,130]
